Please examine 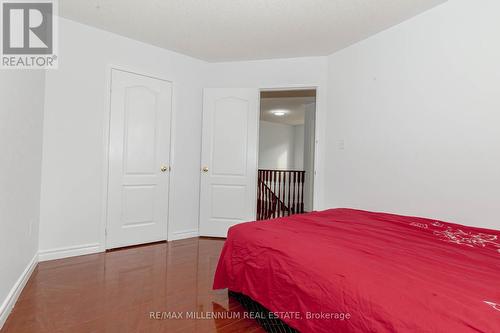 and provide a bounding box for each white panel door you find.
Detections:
[199,88,259,237]
[106,69,172,249]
